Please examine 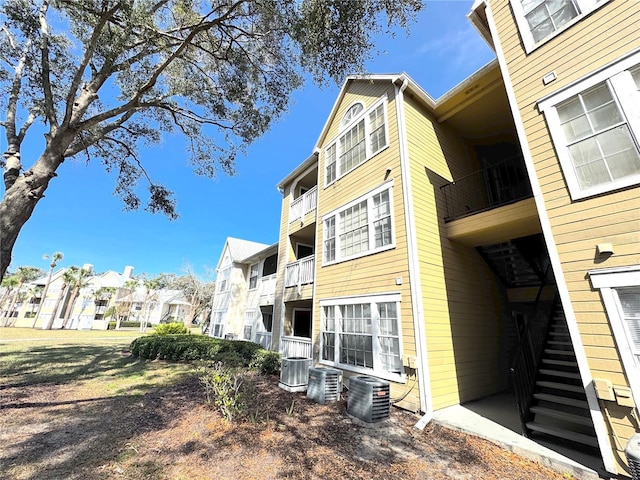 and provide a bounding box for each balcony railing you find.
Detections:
[260,274,277,297]
[289,186,318,223]
[440,155,532,222]
[255,331,272,350]
[284,255,315,288]
[281,335,312,358]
